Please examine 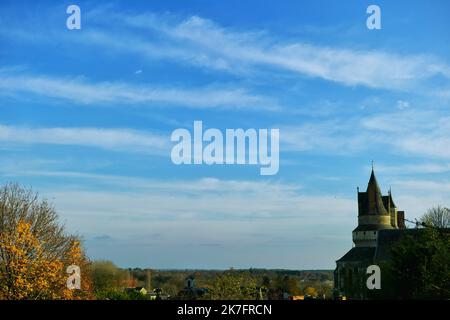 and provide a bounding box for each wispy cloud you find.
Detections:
[281,120,368,154]
[361,110,450,159]
[0,165,352,223]
[0,124,168,154]
[3,9,449,92]
[393,179,450,193]
[37,176,354,224]
[80,12,450,91]
[0,73,276,110]
[31,174,441,235]
[376,163,450,175]
[391,179,450,221]
[279,106,450,161]
[1,169,301,195]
